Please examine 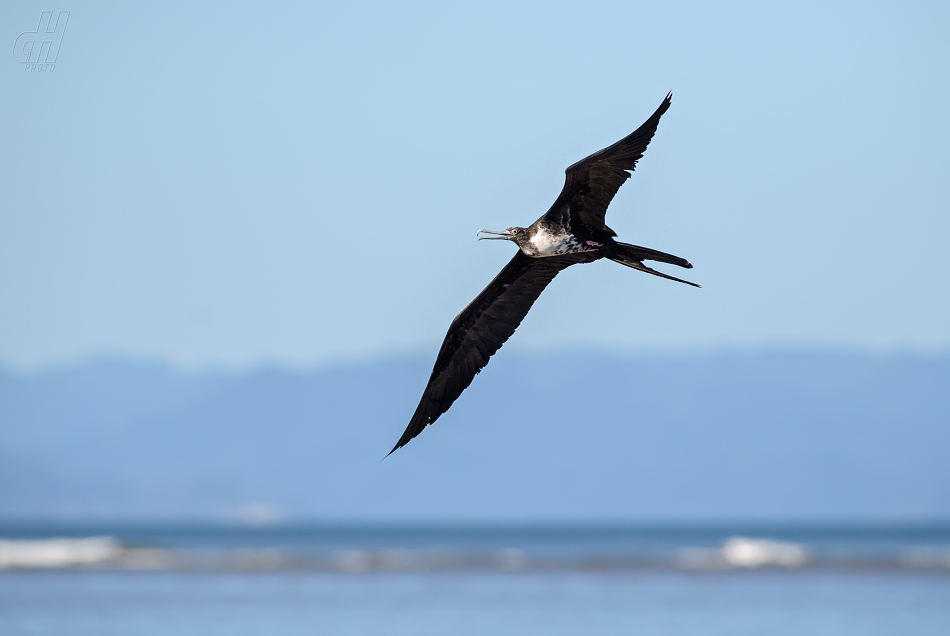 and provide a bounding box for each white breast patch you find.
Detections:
[529,227,585,256]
